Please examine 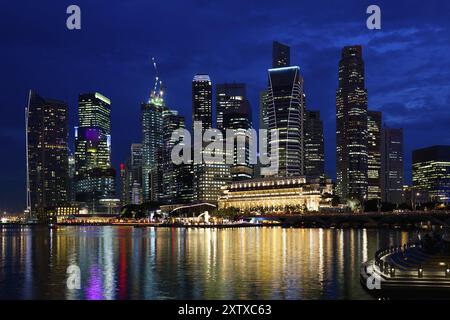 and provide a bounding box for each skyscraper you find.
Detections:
[192,74,231,203]
[272,41,290,68]
[162,109,190,203]
[74,92,116,212]
[381,127,404,204]
[412,145,450,203]
[259,90,269,132]
[216,83,246,131]
[223,99,254,181]
[121,144,144,206]
[141,97,164,202]
[367,111,382,200]
[26,90,69,220]
[192,74,212,133]
[336,46,368,201]
[304,110,324,178]
[267,66,305,177]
